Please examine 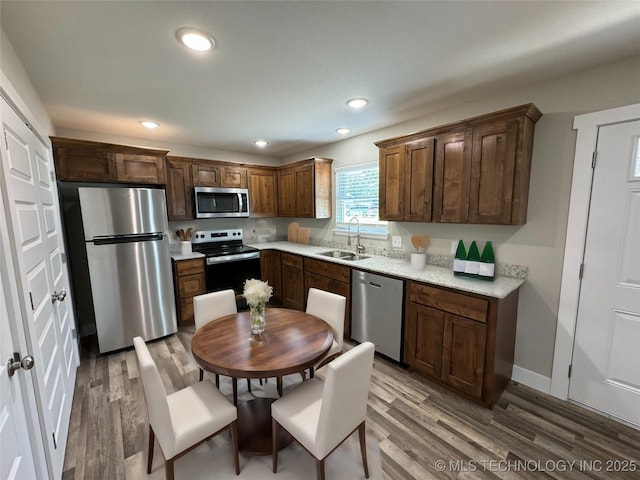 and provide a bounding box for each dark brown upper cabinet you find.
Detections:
[376,104,541,225]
